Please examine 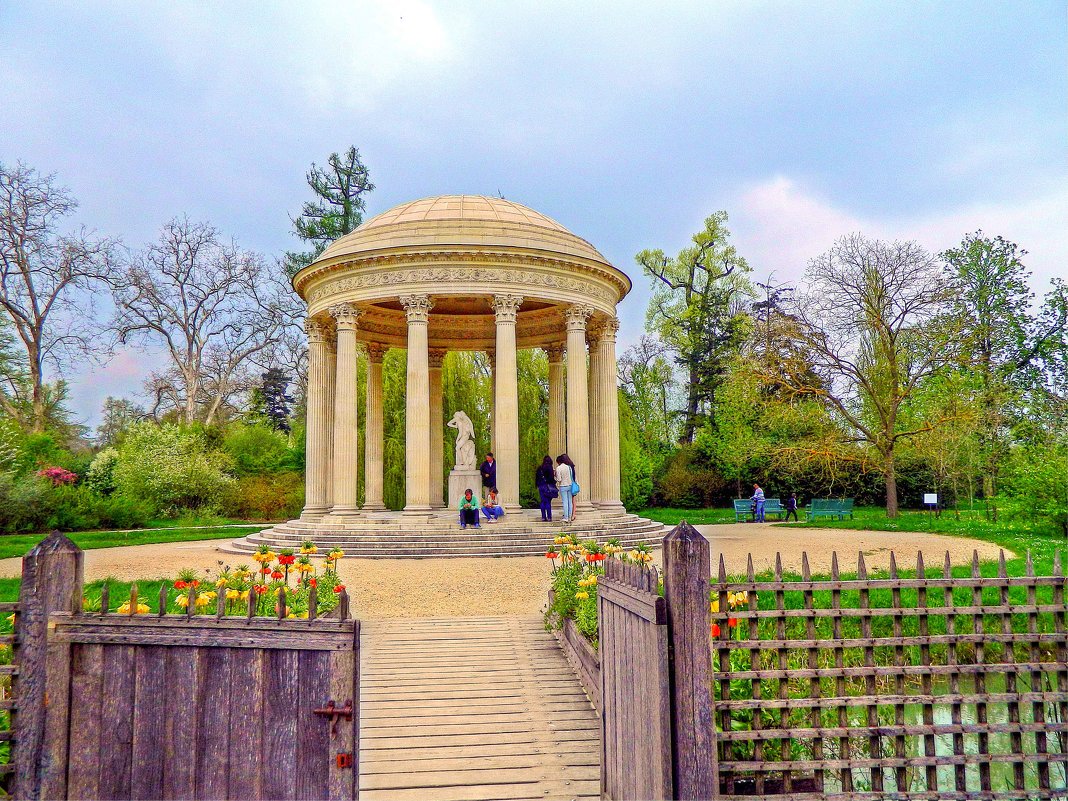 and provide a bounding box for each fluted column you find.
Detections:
[492,294,523,508]
[596,317,624,512]
[323,326,337,512]
[487,348,496,453]
[363,343,386,511]
[545,345,566,458]
[429,348,447,508]
[587,322,605,506]
[565,304,595,513]
[402,294,434,514]
[300,317,331,519]
[328,303,362,517]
